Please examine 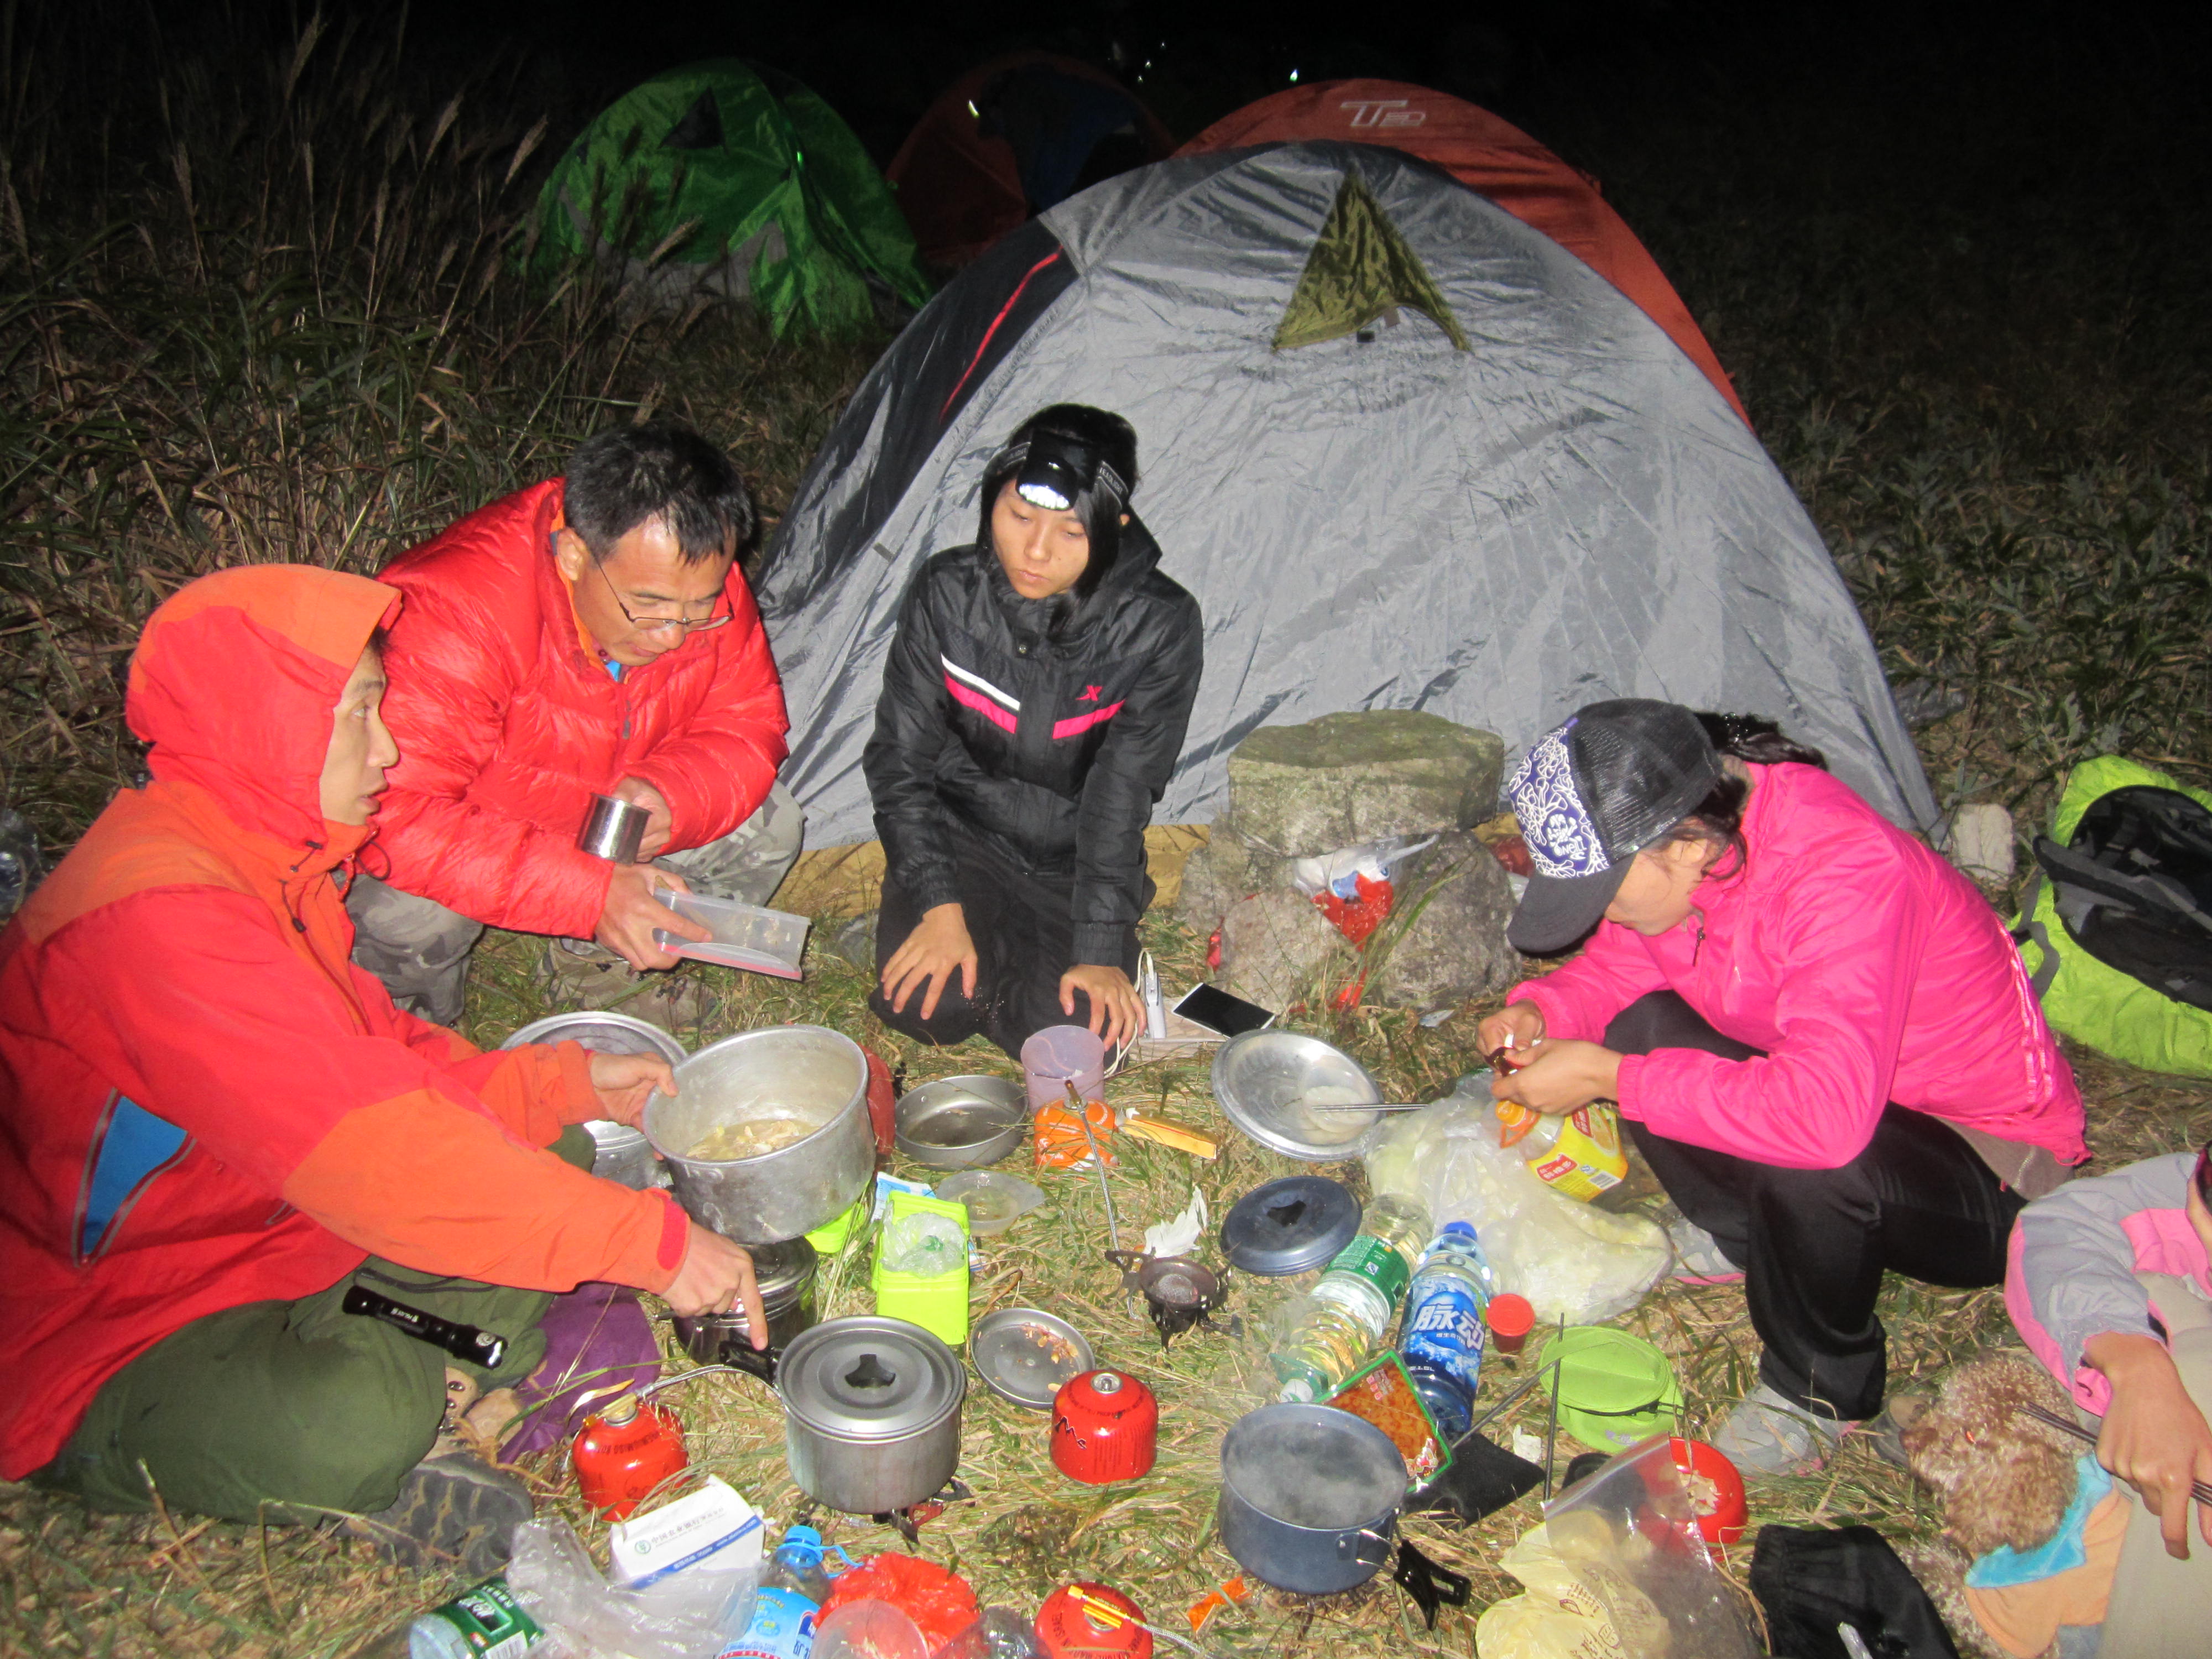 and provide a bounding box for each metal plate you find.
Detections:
[1220,1176,1362,1275]
[969,1308,1094,1410]
[1211,1030,1386,1162]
